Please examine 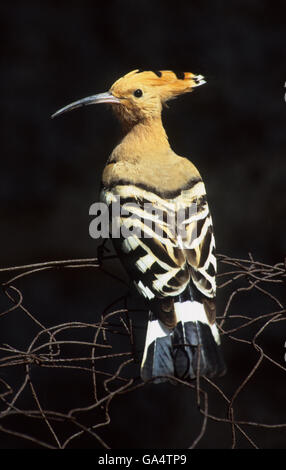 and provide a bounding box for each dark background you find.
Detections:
[0,0,285,449]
